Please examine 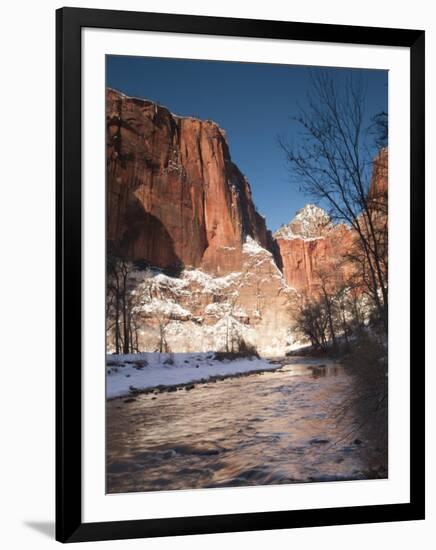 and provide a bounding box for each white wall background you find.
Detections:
[0,0,433,548]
